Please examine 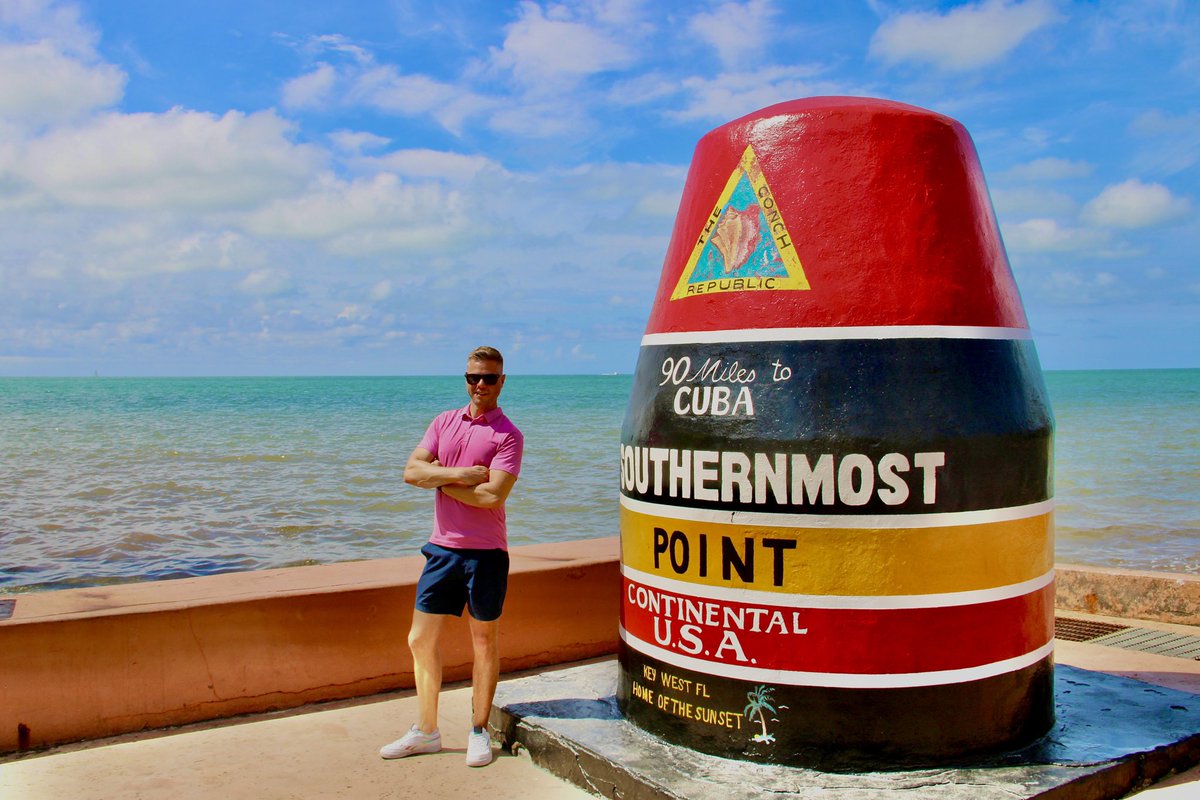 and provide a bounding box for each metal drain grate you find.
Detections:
[1088,627,1200,660]
[1054,616,1130,642]
[1055,615,1200,661]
